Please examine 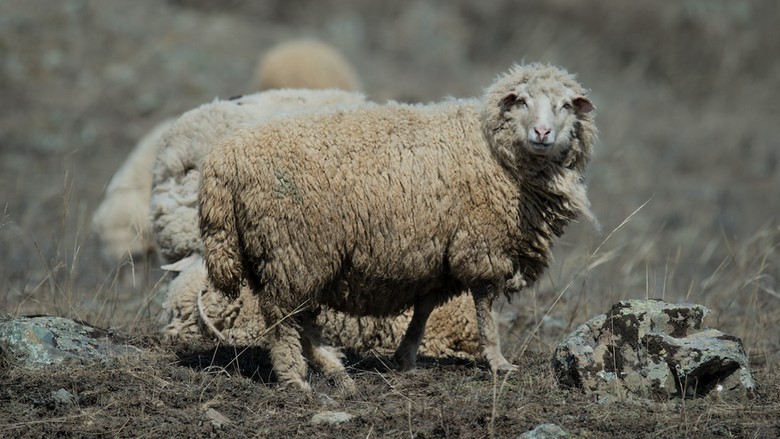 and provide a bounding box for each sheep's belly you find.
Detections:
[320,274,455,318]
